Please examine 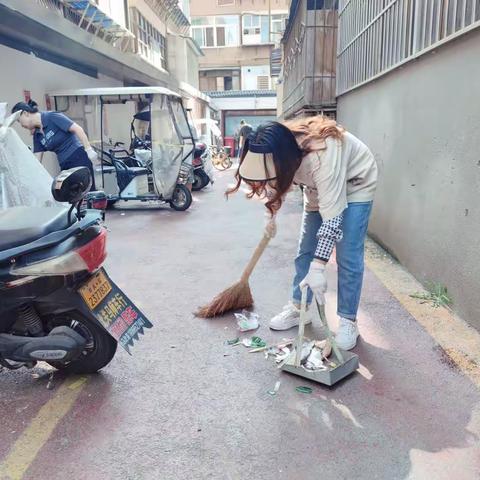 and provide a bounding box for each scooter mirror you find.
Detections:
[51,167,92,204]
